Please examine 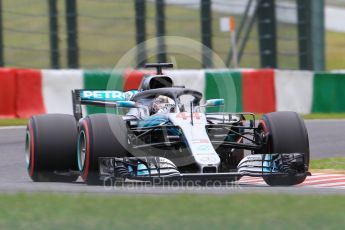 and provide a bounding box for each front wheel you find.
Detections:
[258,111,309,186]
[78,114,129,185]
